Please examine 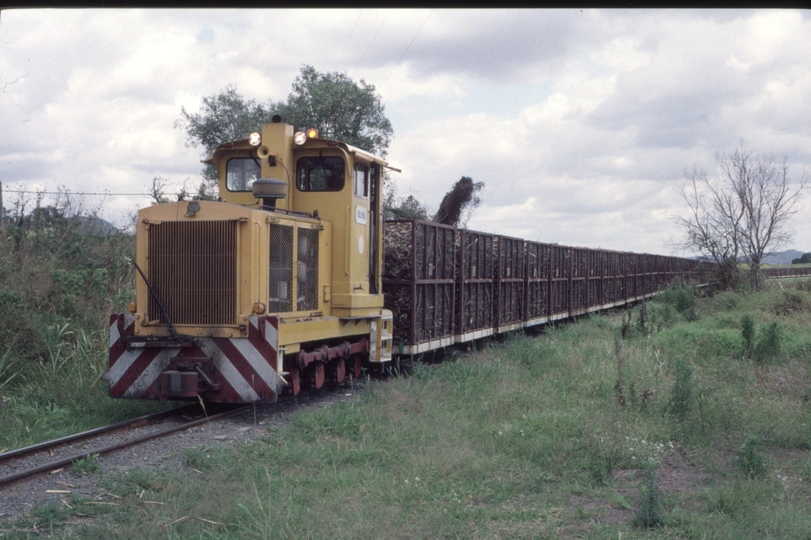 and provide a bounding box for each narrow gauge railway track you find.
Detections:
[0,403,251,489]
